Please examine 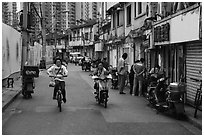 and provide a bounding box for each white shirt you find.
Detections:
[47,64,68,81]
[118,57,128,75]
